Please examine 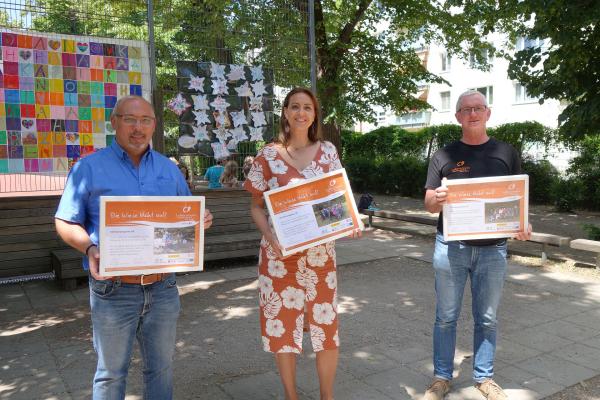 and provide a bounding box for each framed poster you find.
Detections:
[263,169,363,256]
[99,196,205,276]
[442,174,529,241]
